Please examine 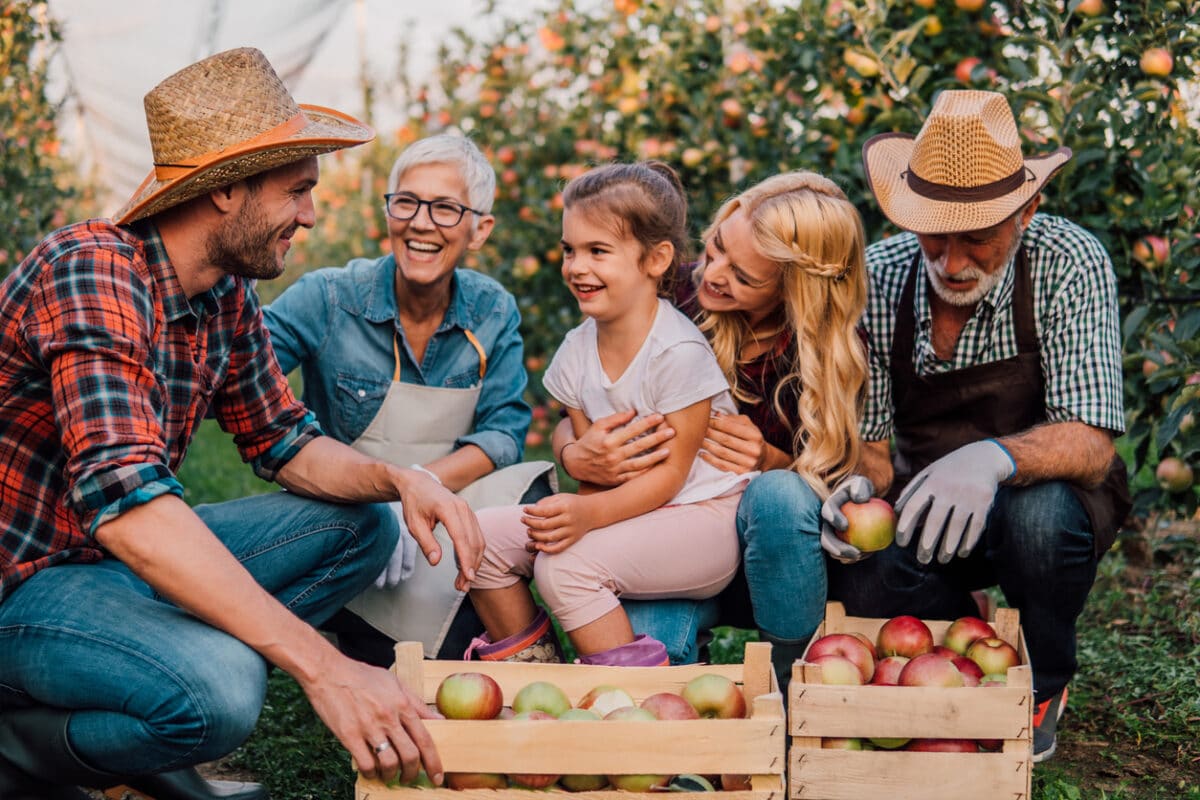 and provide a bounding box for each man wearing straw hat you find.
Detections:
[0,48,482,799]
[825,90,1130,762]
